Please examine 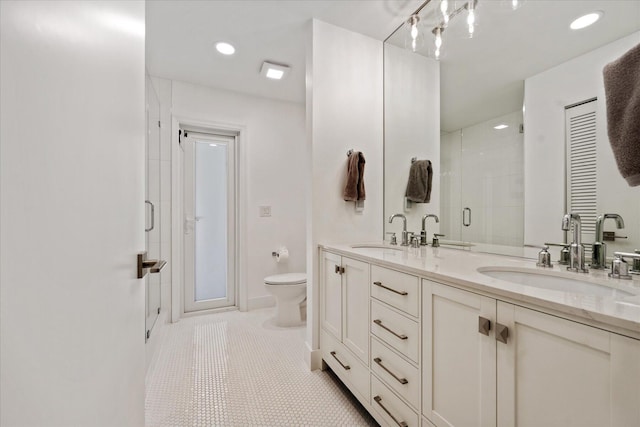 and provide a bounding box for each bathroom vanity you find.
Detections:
[319,243,640,427]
